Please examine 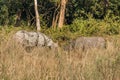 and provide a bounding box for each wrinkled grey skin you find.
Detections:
[64,37,106,51]
[13,30,58,50]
